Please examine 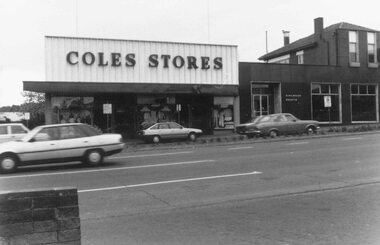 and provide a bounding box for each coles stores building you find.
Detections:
[24,36,239,137]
